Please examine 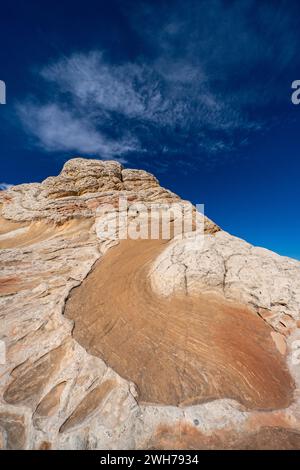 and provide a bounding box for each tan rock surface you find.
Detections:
[0,157,299,449]
[65,237,293,410]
